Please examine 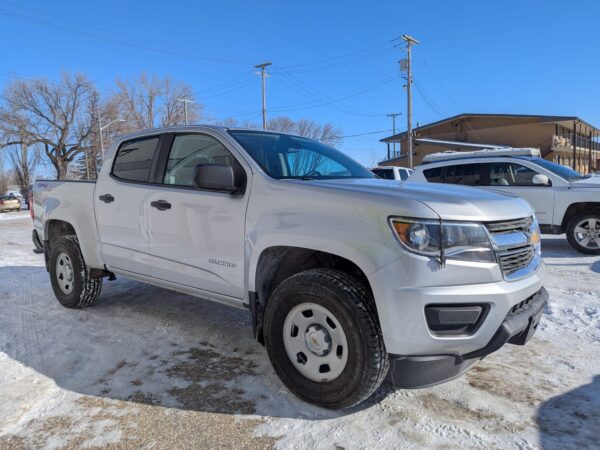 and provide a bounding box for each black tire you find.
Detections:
[263,268,388,409]
[48,235,102,308]
[566,211,600,255]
